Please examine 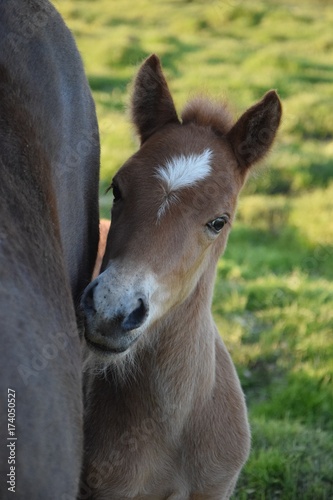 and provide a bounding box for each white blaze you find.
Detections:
[155,148,213,218]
